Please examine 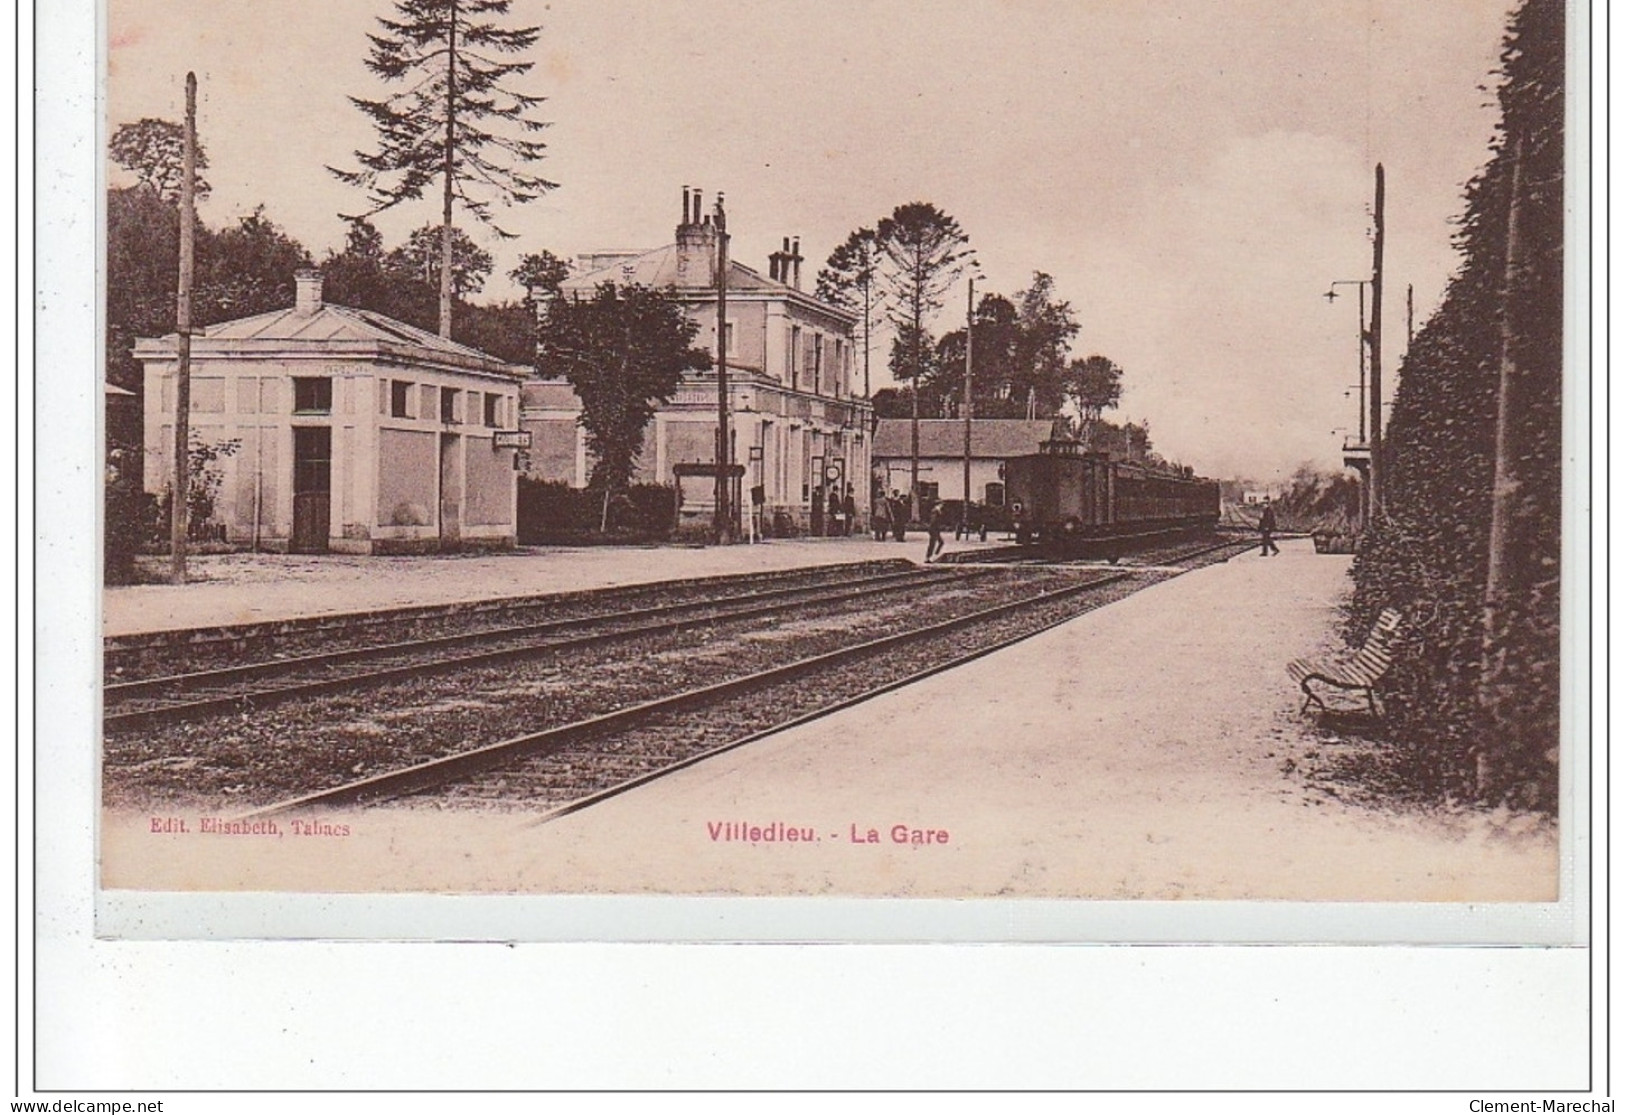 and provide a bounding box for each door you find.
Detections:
[439,433,461,543]
[291,426,331,553]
